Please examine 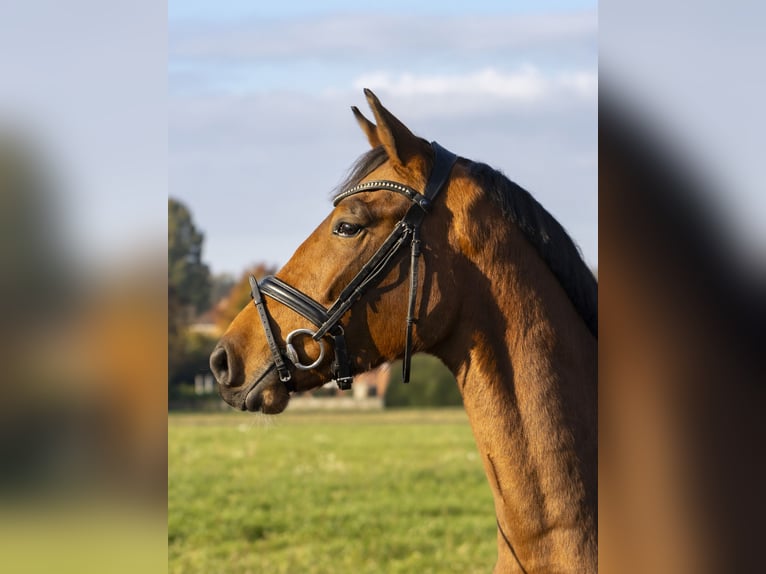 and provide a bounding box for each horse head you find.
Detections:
[211,90,462,413]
